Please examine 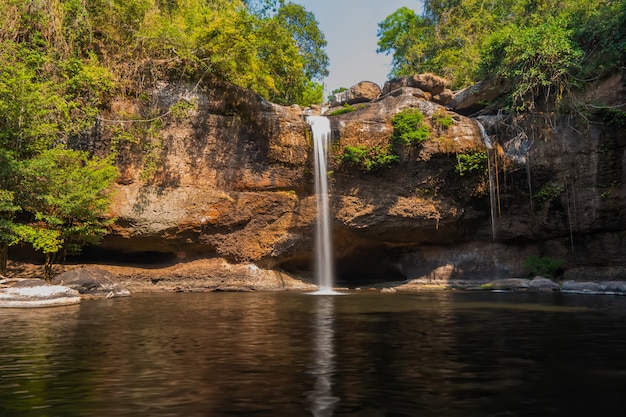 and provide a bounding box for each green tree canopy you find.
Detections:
[15,148,118,280]
[378,0,626,102]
